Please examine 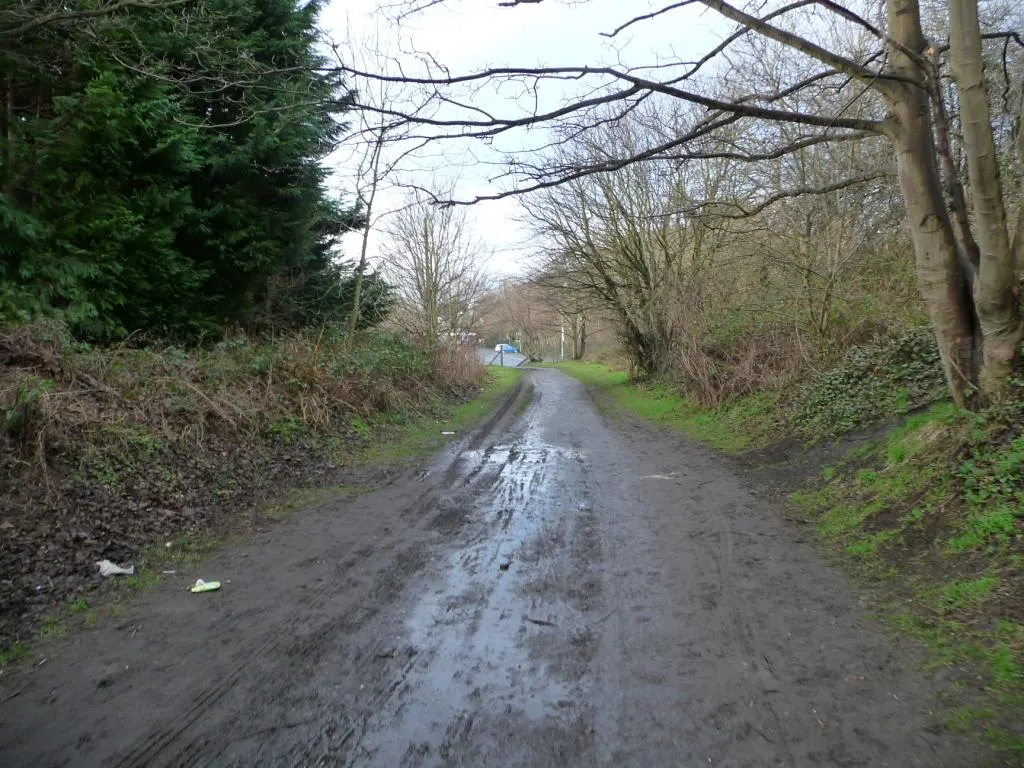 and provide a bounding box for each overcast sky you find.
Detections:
[320,1,727,277]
